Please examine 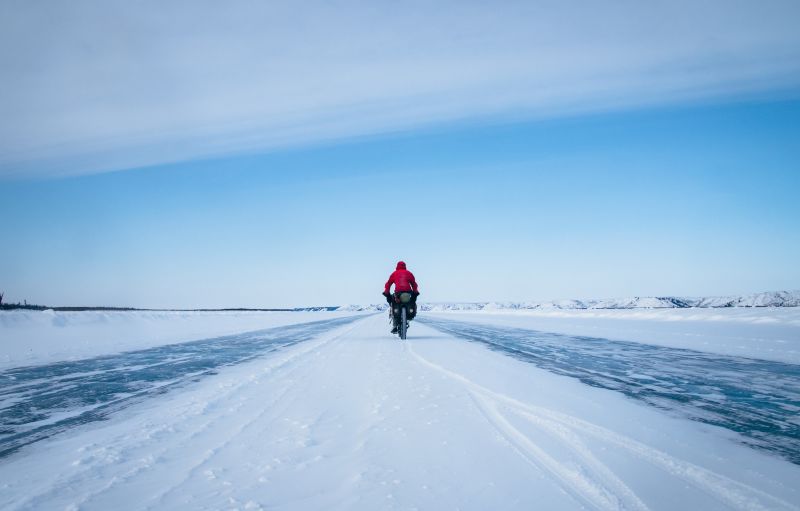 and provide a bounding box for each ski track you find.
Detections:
[406,341,798,511]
